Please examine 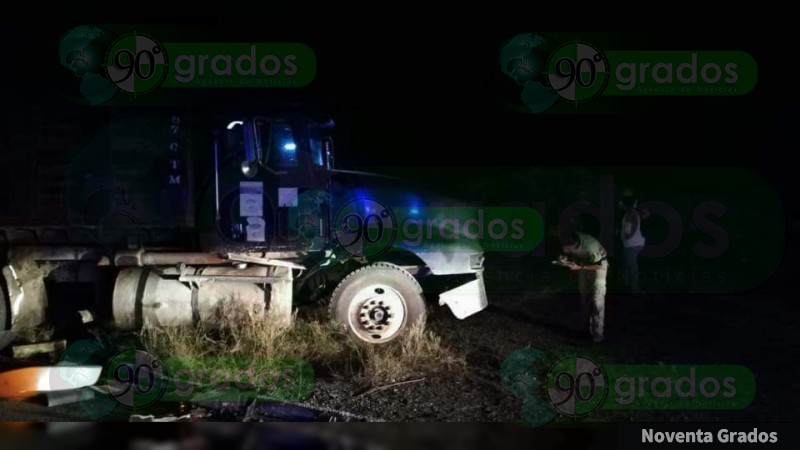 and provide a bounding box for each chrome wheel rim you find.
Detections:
[347,284,407,343]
